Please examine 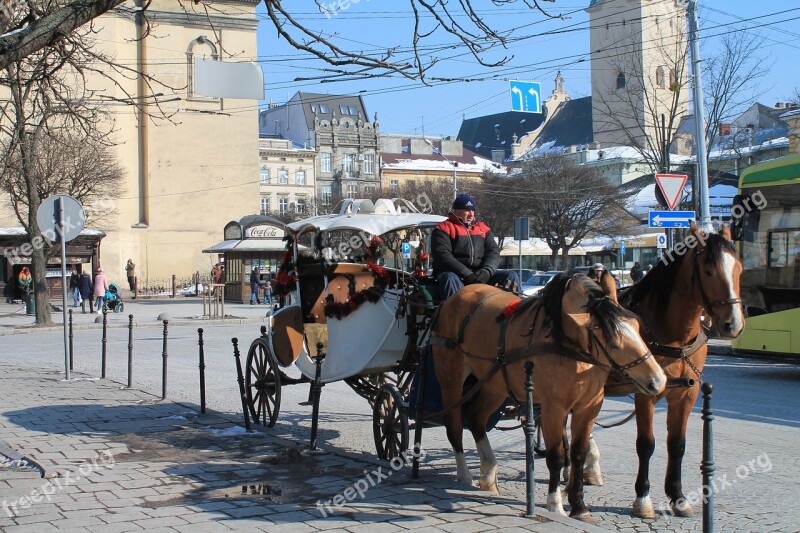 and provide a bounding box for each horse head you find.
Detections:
[544,273,666,396]
[689,223,744,338]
